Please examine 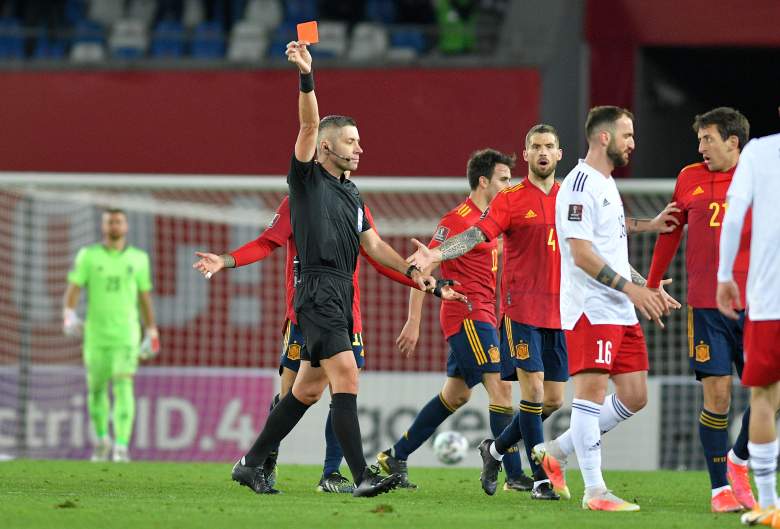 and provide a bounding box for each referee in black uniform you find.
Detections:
[231,40,450,498]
